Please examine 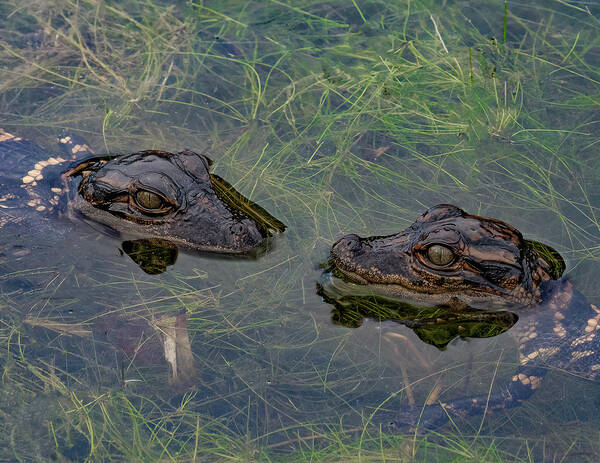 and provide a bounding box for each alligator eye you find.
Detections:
[427,244,454,266]
[135,190,164,211]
